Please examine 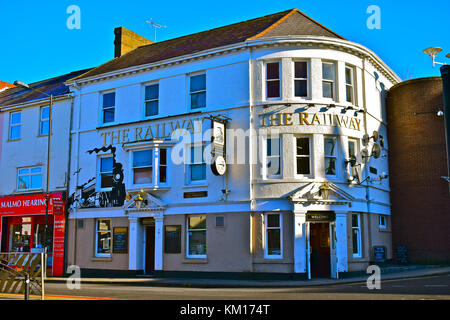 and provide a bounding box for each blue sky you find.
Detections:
[1,0,449,84]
